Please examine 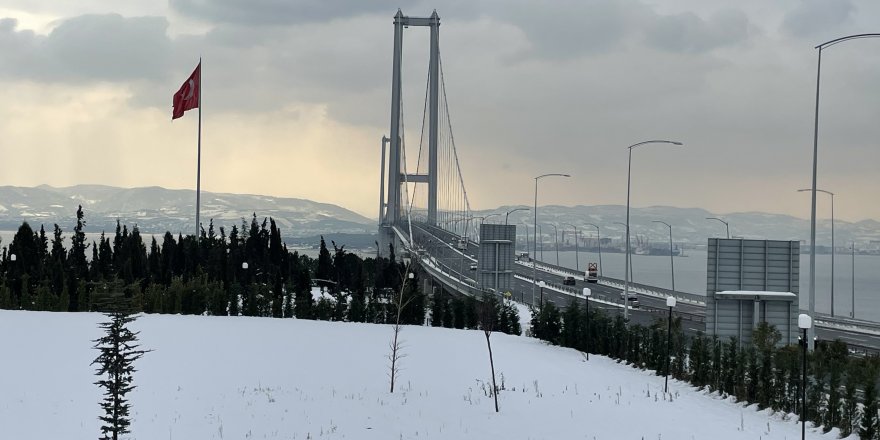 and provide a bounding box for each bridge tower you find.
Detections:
[379,9,441,258]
